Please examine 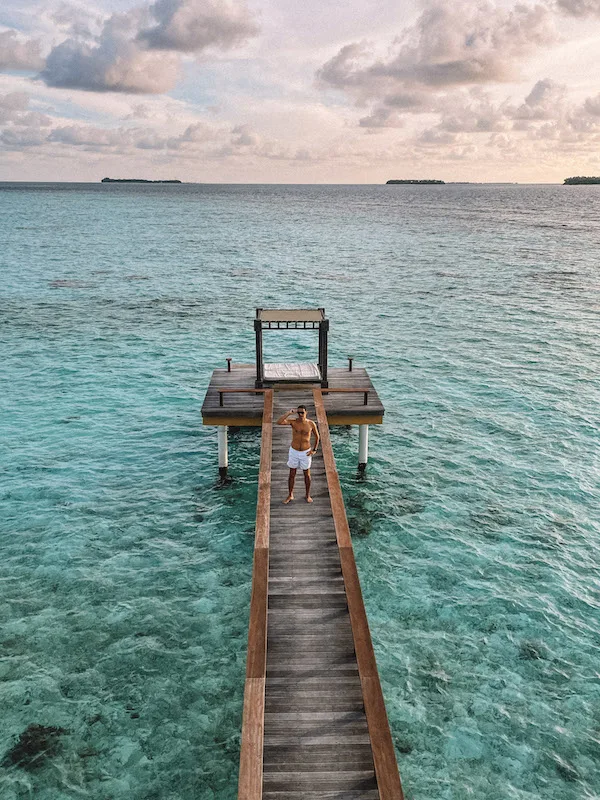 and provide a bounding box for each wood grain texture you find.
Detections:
[239,391,273,800]
[313,389,352,549]
[361,678,405,800]
[246,547,269,679]
[326,414,383,426]
[238,677,266,800]
[201,366,384,425]
[255,390,273,550]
